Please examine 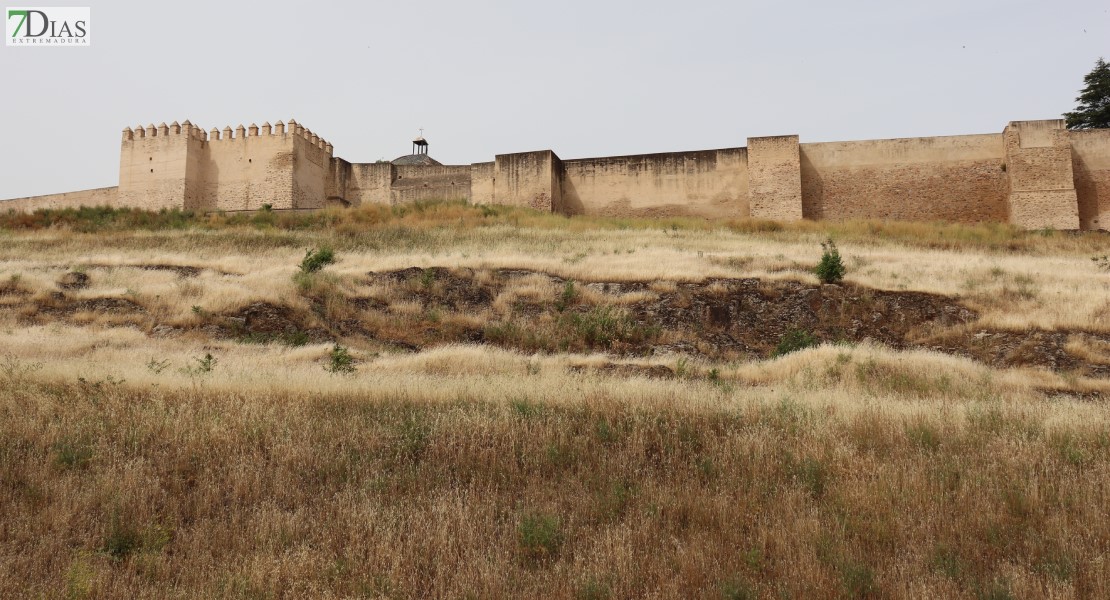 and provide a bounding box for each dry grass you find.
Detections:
[1,343,1109,598]
[1,203,1107,332]
[1,202,1110,598]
